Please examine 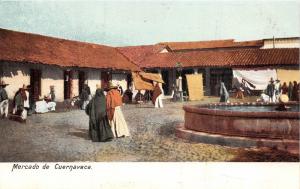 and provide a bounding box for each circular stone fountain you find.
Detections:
[175,102,300,154]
